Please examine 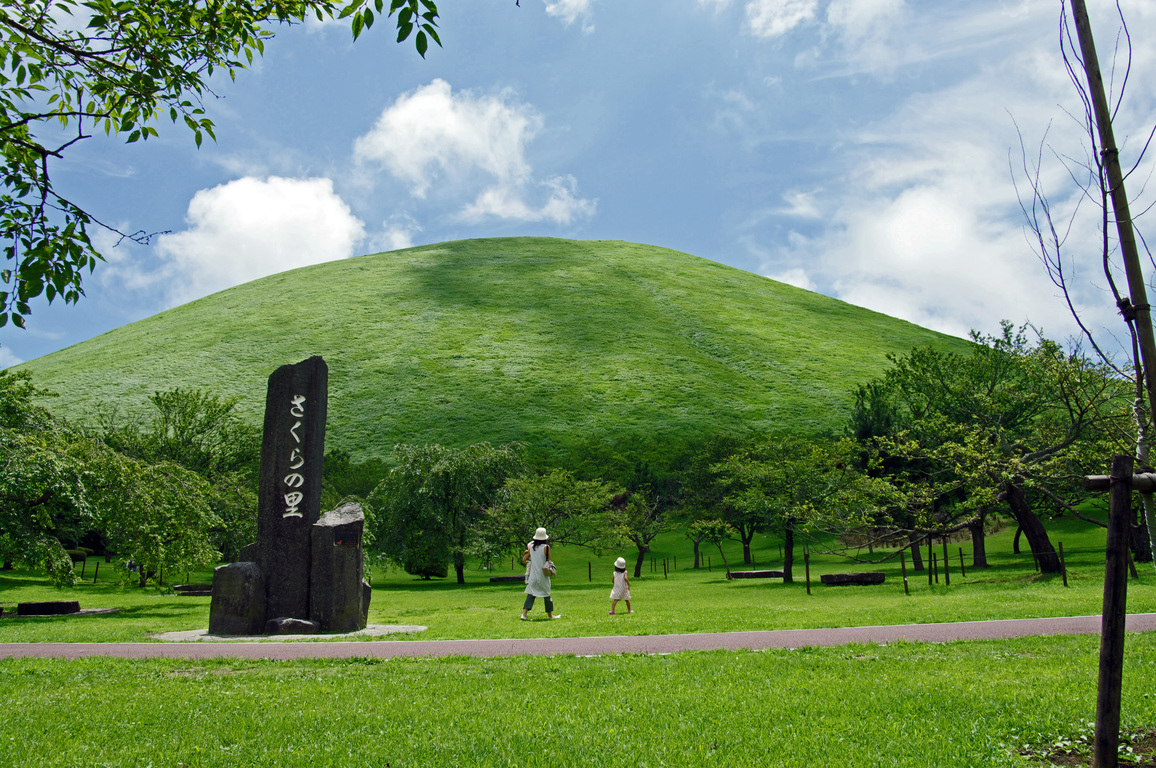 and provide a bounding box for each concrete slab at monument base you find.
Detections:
[266,617,320,635]
[208,562,266,635]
